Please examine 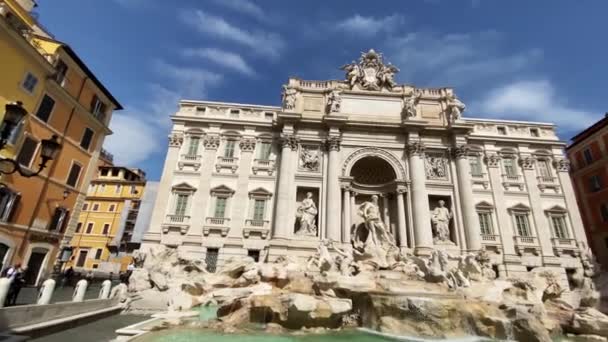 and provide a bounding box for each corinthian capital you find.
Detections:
[168,133,183,147]
[280,134,299,151]
[239,138,256,152]
[553,158,570,172]
[406,142,425,156]
[484,153,501,168]
[452,145,470,159]
[519,156,536,170]
[203,135,220,149]
[325,136,341,151]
